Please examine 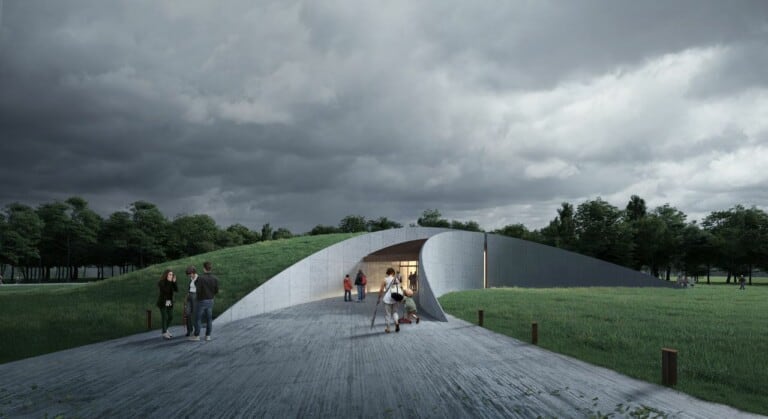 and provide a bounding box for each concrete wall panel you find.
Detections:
[486,234,673,288]
[418,231,485,321]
